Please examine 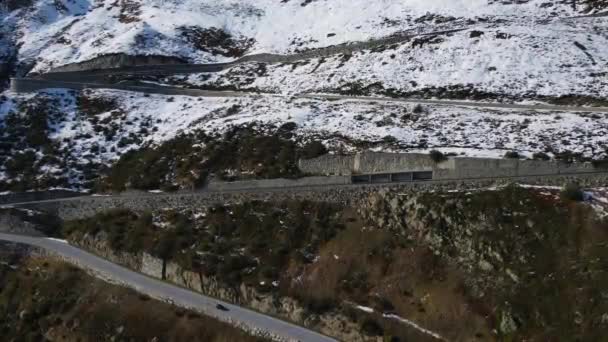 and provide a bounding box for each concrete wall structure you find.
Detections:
[300,152,599,179]
[15,172,608,220]
[207,176,350,191]
[1,153,604,220]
